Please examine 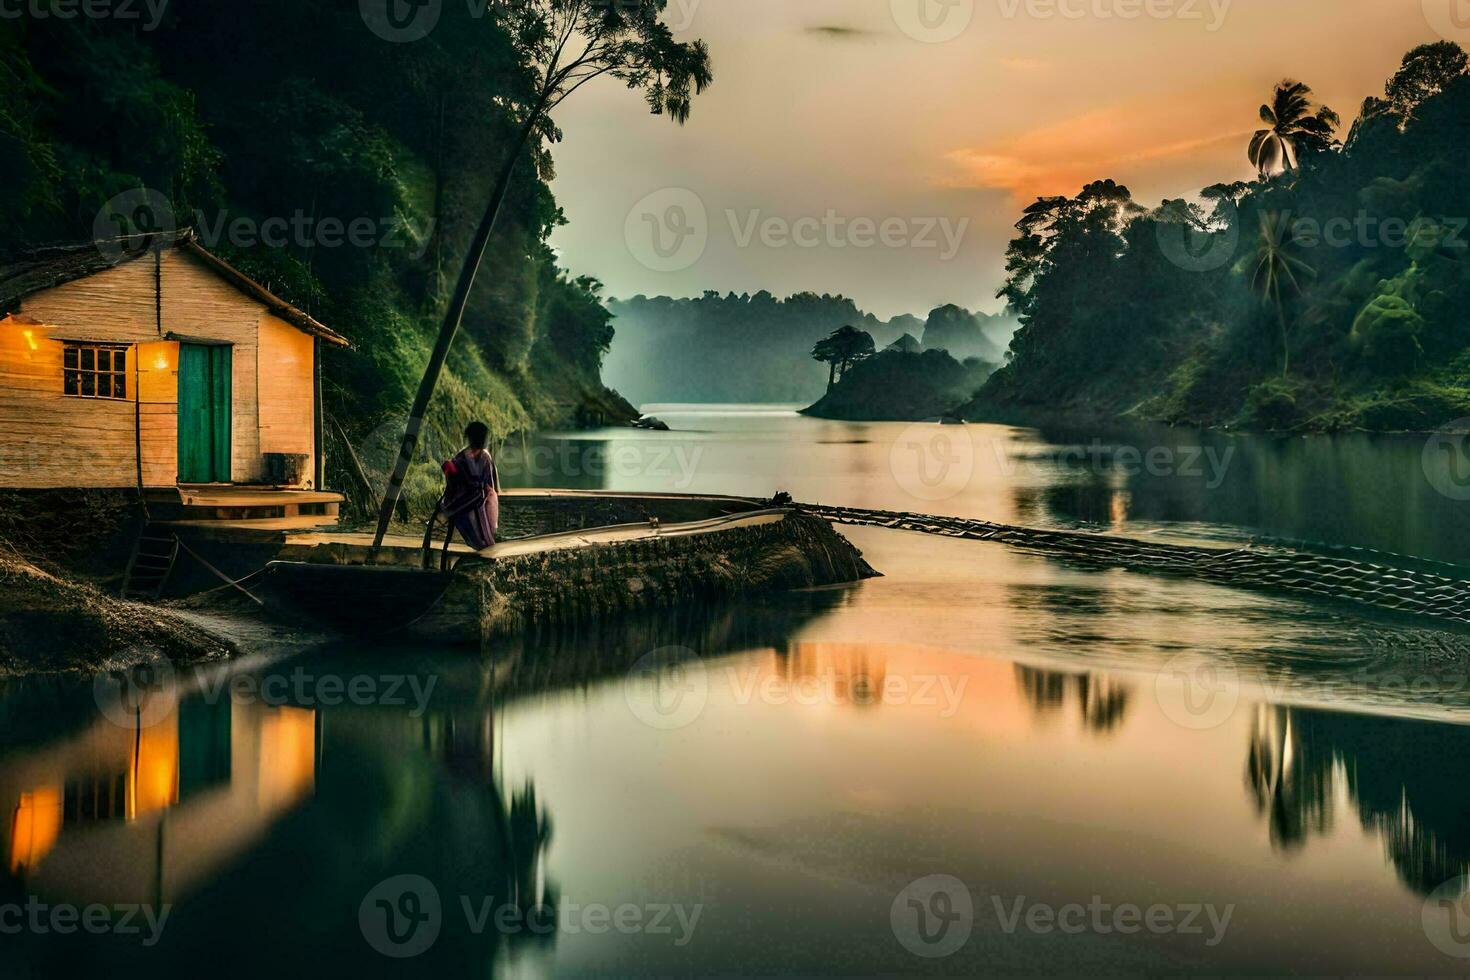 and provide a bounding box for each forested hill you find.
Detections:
[0,1,633,510]
[606,292,1013,404]
[965,42,1470,433]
